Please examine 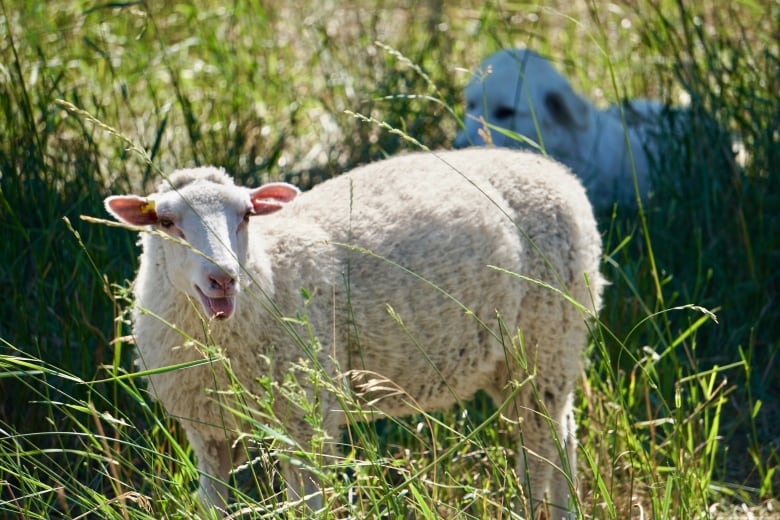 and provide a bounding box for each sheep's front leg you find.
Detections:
[276,385,343,512]
[186,431,234,509]
[282,460,323,510]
